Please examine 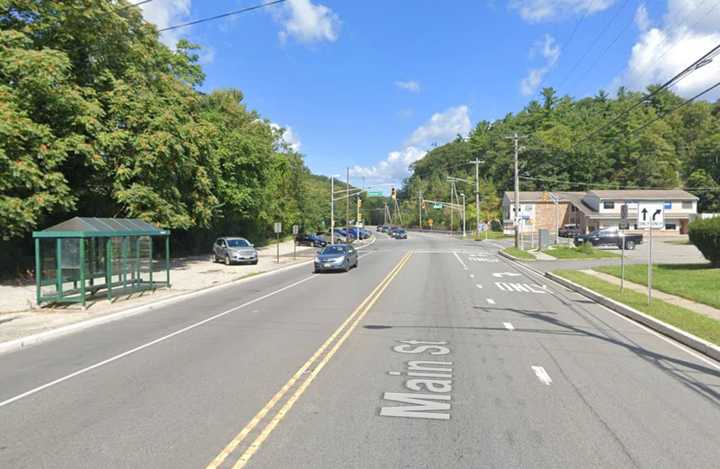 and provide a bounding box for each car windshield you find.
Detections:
[320,245,346,255]
[227,239,250,247]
